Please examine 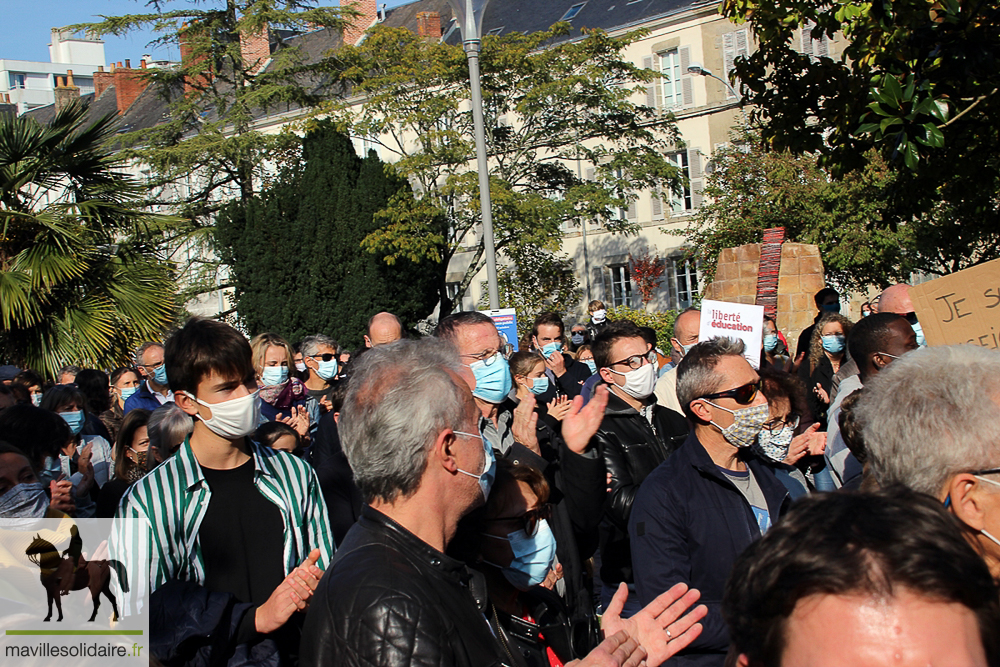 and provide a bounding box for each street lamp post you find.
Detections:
[686,62,748,131]
[448,0,500,310]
